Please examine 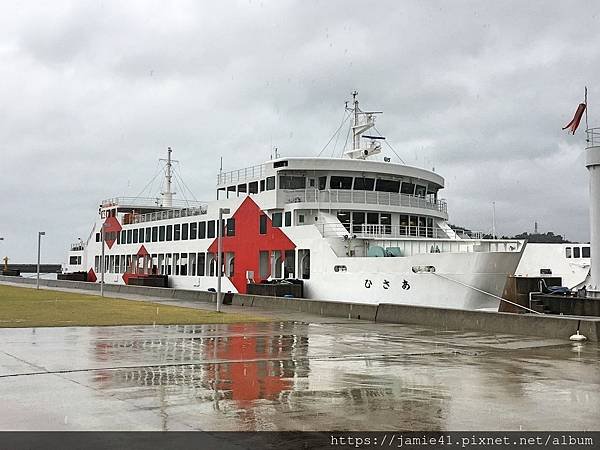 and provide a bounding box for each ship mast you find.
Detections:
[345,91,384,159]
[160,147,176,207]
